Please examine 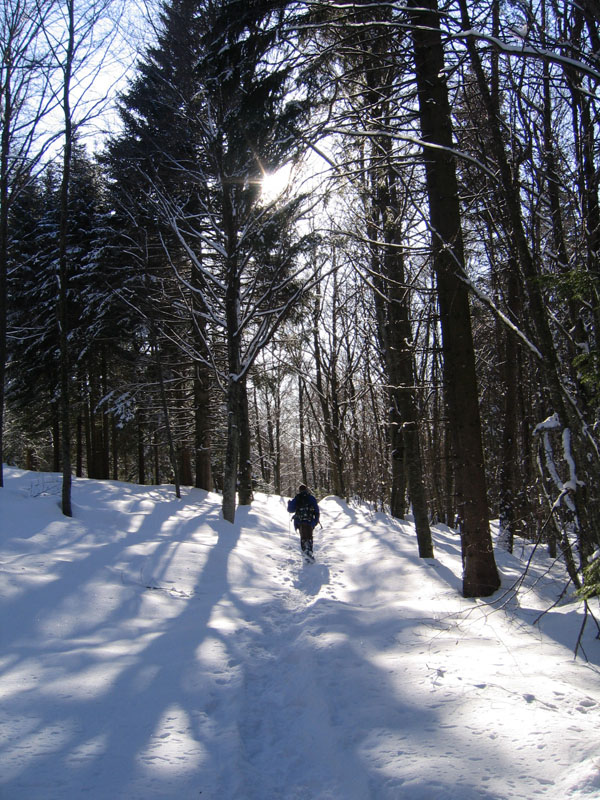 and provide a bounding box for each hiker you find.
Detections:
[287,484,320,557]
